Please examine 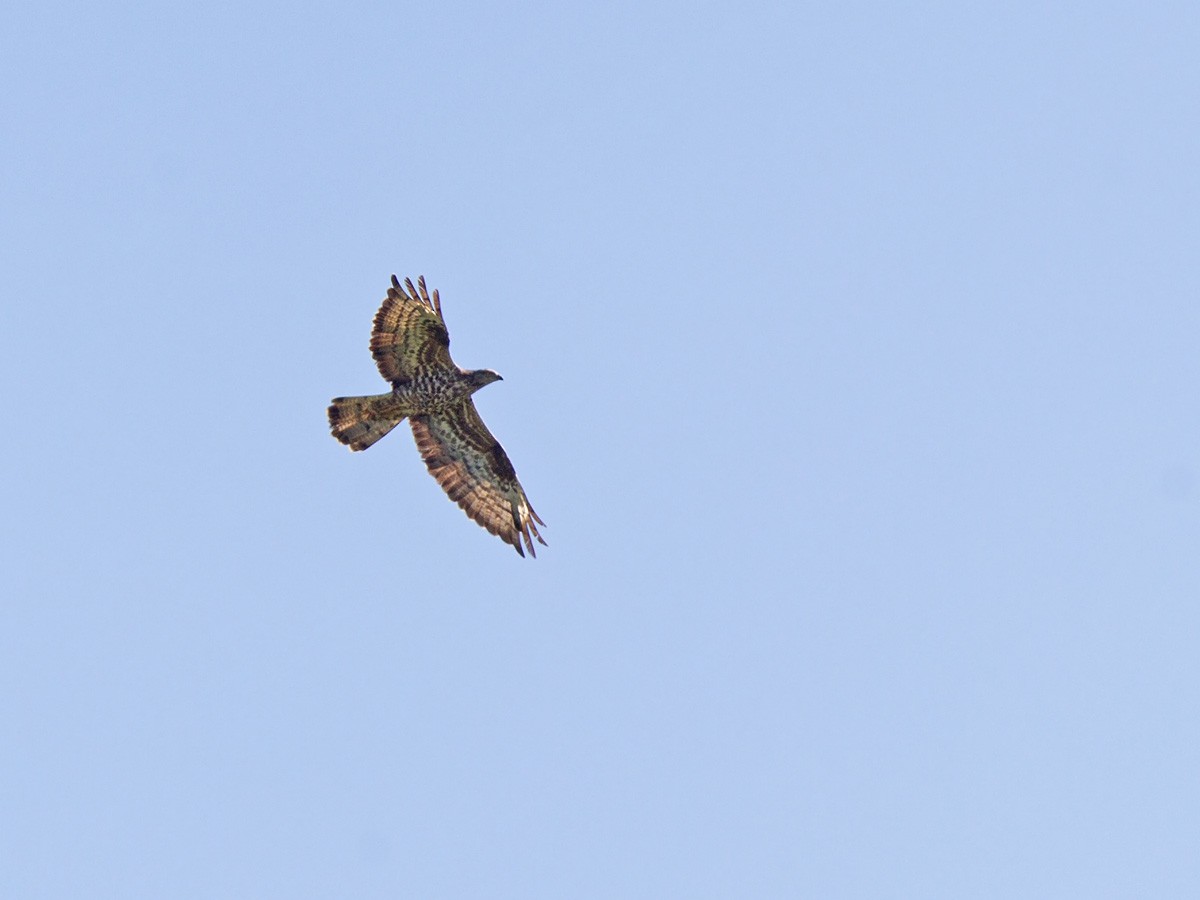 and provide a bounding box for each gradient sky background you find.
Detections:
[4,2,1199,897]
